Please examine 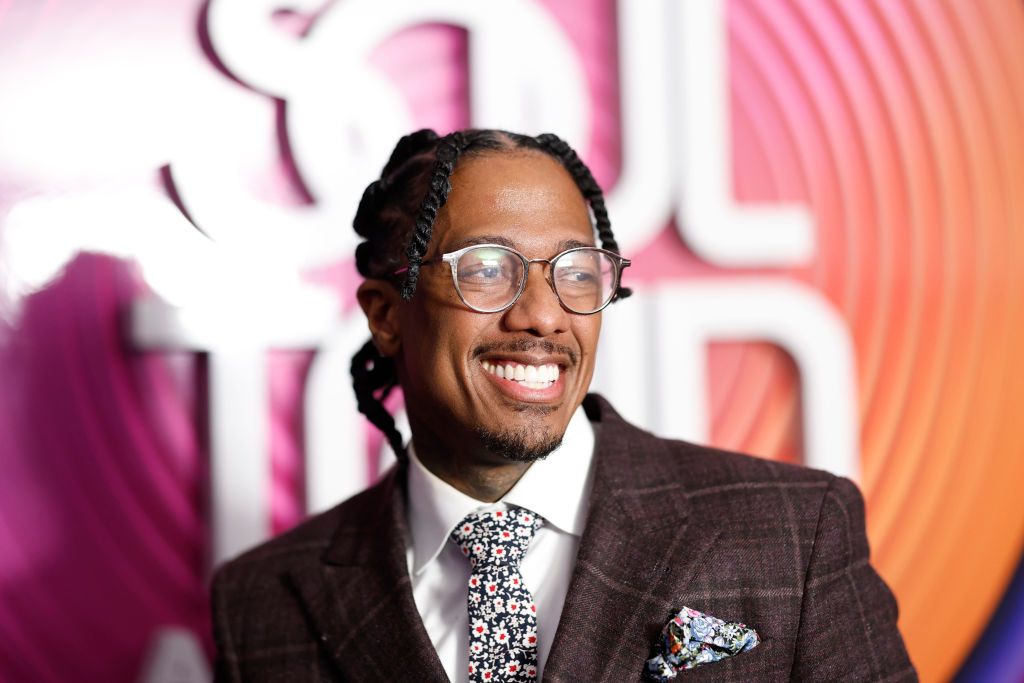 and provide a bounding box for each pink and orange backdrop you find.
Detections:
[1,1,1023,681]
